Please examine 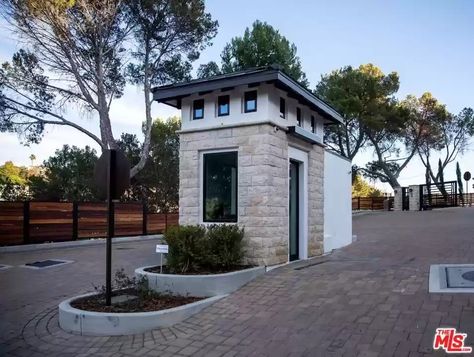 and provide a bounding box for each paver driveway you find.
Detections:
[2,208,474,356]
